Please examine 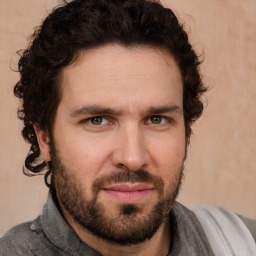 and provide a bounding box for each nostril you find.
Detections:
[116,163,127,170]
